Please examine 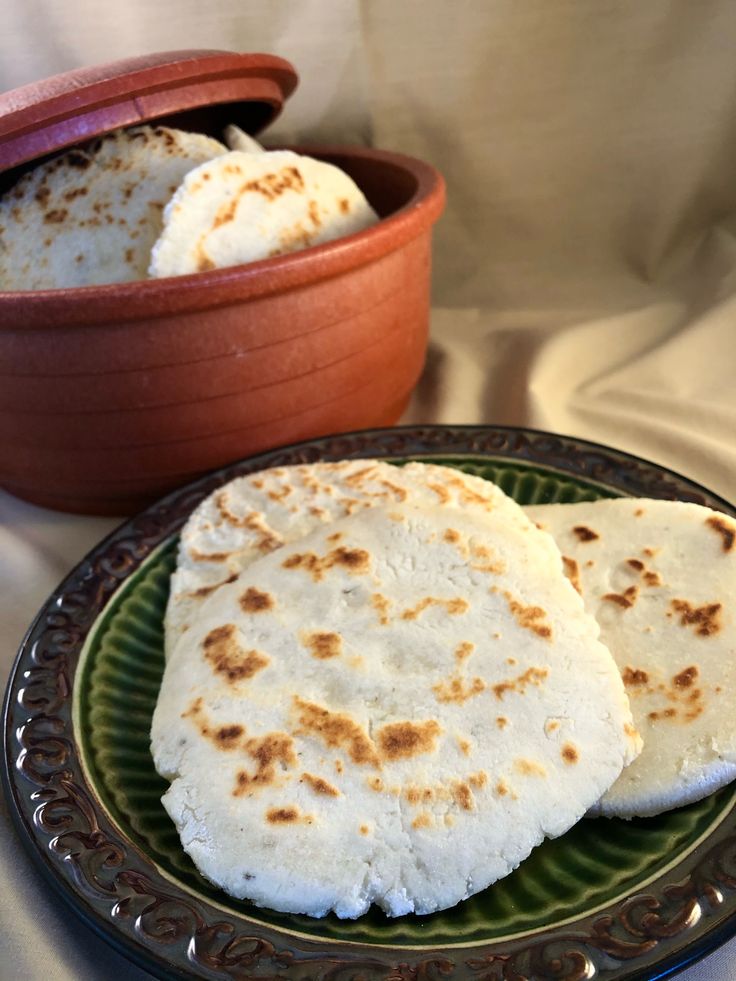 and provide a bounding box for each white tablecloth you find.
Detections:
[2,2,736,977]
